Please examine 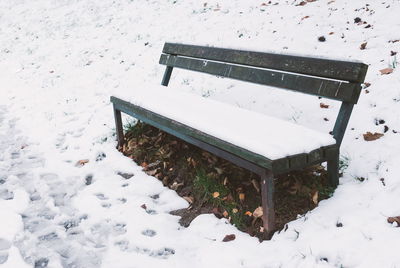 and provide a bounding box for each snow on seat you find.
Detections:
[116,85,336,160]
